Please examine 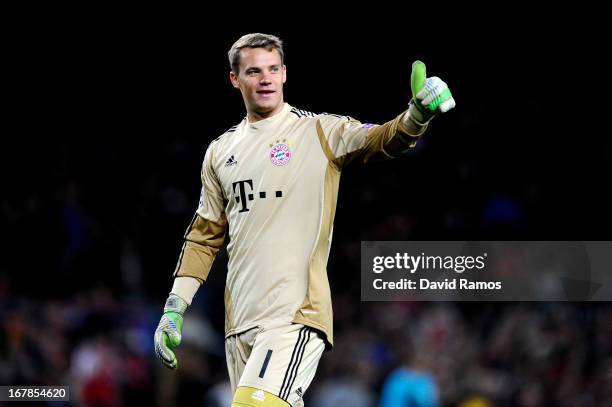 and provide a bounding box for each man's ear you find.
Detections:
[229,71,240,89]
[282,65,287,84]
